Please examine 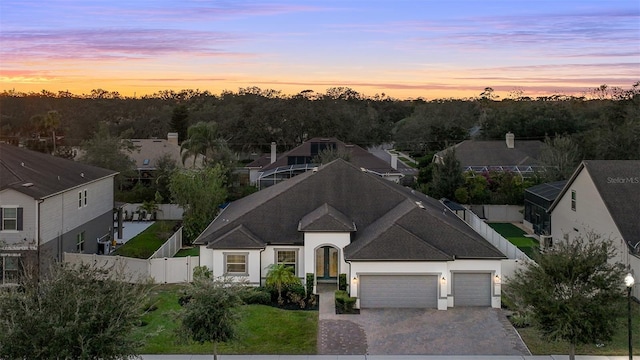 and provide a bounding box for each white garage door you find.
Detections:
[359,275,438,308]
[453,273,491,307]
